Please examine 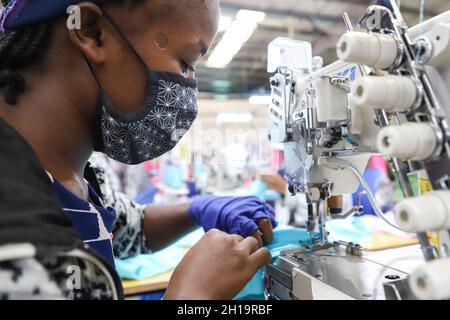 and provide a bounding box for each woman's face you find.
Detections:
[70,0,220,114]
